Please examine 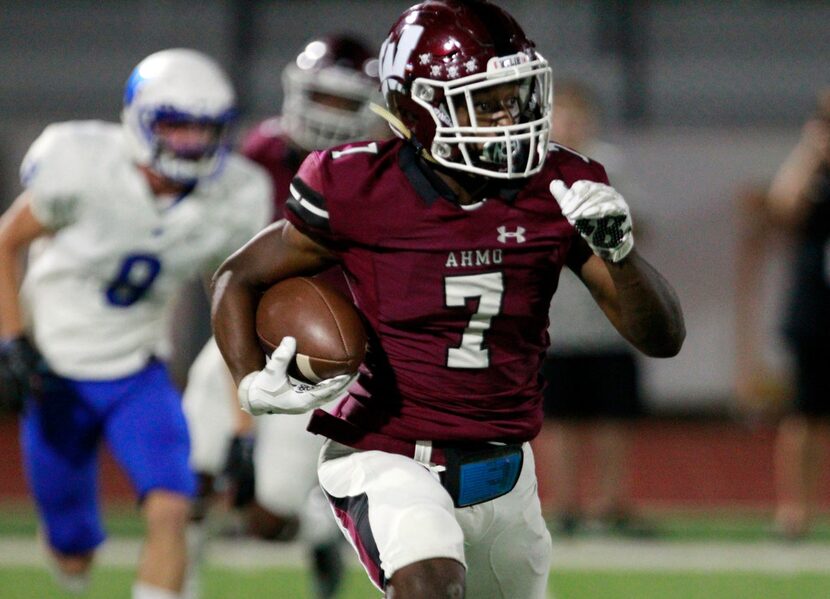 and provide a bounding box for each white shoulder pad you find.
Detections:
[21,121,123,229]
[217,154,274,230]
[203,153,274,263]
